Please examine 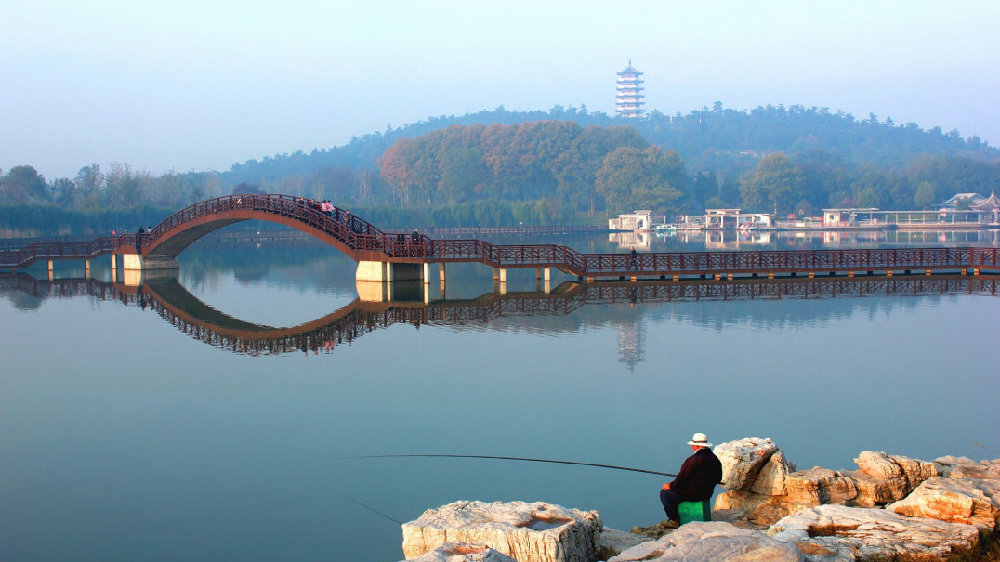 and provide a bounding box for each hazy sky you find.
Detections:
[3,0,999,180]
